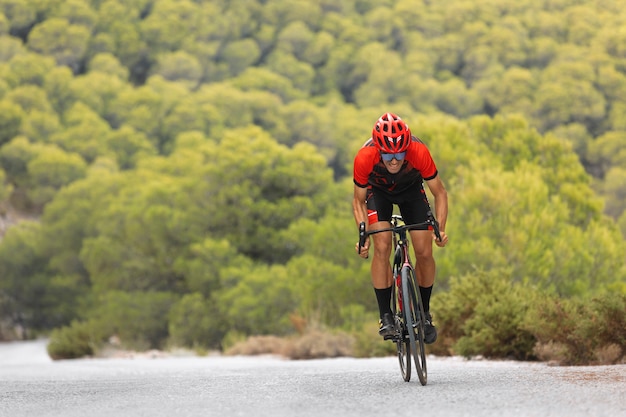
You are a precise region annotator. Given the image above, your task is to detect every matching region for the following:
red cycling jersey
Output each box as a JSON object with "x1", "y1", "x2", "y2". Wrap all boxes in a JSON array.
[{"x1": 353, "y1": 136, "x2": 438, "y2": 194}]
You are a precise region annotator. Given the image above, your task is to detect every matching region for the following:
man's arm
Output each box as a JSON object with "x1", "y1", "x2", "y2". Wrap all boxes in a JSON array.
[
  {"x1": 353, "y1": 185, "x2": 370, "y2": 257},
  {"x1": 425, "y1": 175, "x2": 449, "y2": 247},
  {"x1": 352, "y1": 185, "x2": 368, "y2": 227}
]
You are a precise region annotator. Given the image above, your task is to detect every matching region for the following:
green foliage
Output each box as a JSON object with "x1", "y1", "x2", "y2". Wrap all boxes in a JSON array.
[
  {"x1": 432, "y1": 269, "x2": 537, "y2": 360},
  {"x1": 27, "y1": 146, "x2": 87, "y2": 206},
  {"x1": 217, "y1": 263, "x2": 296, "y2": 337},
  {"x1": 0, "y1": 221, "x2": 81, "y2": 334},
  {"x1": 0, "y1": 167, "x2": 11, "y2": 201},
  {"x1": 27, "y1": 18, "x2": 90, "y2": 72},
  {"x1": 0, "y1": 100, "x2": 24, "y2": 146},
  {"x1": 47, "y1": 320, "x2": 105, "y2": 360},
  {"x1": 0, "y1": 137, "x2": 87, "y2": 208},
  {"x1": 0, "y1": 0, "x2": 624, "y2": 362},
  {"x1": 523, "y1": 293, "x2": 626, "y2": 365},
  {"x1": 86, "y1": 291, "x2": 175, "y2": 350},
  {"x1": 348, "y1": 314, "x2": 396, "y2": 358},
  {"x1": 168, "y1": 293, "x2": 225, "y2": 349}
]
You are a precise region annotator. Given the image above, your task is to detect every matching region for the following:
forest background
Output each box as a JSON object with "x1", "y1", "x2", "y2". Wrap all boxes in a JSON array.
[{"x1": 0, "y1": 0, "x2": 624, "y2": 365}]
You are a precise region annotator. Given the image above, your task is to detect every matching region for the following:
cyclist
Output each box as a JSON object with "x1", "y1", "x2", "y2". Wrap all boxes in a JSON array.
[{"x1": 353, "y1": 113, "x2": 448, "y2": 344}]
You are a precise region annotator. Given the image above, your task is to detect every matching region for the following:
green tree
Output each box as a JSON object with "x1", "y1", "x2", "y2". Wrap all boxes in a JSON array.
[
  {"x1": 70, "y1": 71, "x2": 129, "y2": 124},
  {"x1": 93, "y1": 0, "x2": 146, "y2": 82},
  {"x1": 111, "y1": 76, "x2": 189, "y2": 151},
  {"x1": 265, "y1": 50, "x2": 315, "y2": 93},
  {"x1": 475, "y1": 66, "x2": 536, "y2": 116},
  {"x1": 587, "y1": 131, "x2": 626, "y2": 178},
  {"x1": 0, "y1": 167, "x2": 12, "y2": 202},
  {"x1": 533, "y1": 64, "x2": 606, "y2": 132},
  {"x1": 229, "y1": 67, "x2": 306, "y2": 102},
  {"x1": 37, "y1": 165, "x2": 120, "y2": 279},
  {"x1": 602, "y1": 167, "x2": 626, "y2": 219},
  {"x1": 0, "y1": 35, "x2": 25, "y2": 62},
  {"x1": 53, "y1": 0, "x2": 97, "y2": 30},
  {"x1": 87, "y1": 52, "x2": 129, "y2": 80},
  {"x1": 219, "y1": 39, "x2": 262, "y2": 76},
  {"x1": 0, "y1": 136, "x2": 37, "y2": 189},
  {"x1": 21, "y1": 110, "x2": 62, "y2": 144},
  {"x1": 217, "y1": 263, "x2": 295, "y2": 337},
  {"x1": 4, "y1": 53, "x2": 56, "y2": 87},
  {"x1": 87, "y1": 290, "x2": 175, "y2": 350},
  {"x1": 0, "y1": 221, "x2": 72, "y2": 335},
  {"x1": 104, "y1": 125, "x2": 156, "y2": 169},
  {"x1": 140, "y1": 0, "x2": 199, "y2": 52},
  {"x1": 151, "y1": 51, "x2": 202, "y2": 88},
  {"x1": 173, "y1": 238, "x2": 248, "y2": 297},
  {"x1": 49, "y1": 102, "x2": 111, "y2": 162},
  {"x1": 26, "y1": 146, "x2": 87, "y2": 207},
  {"x1": 6, "y1": 85, "x2": 53, "y2": 114},
  {"x1": 168, "y1": 292, "x2": 225, "y2": 349},
  {"x1": 27, "y1": 18, "x2": 91, "y2": 72},
  {"x1": 0, "y1": 100, "x2": 23, "y2": 146},
  {"x1": 43, "y1": 66, "x2": 77, "y2": 116},
  {"x1": 79, "y1": 173, "x2": 194, "y2": 292},
  {"x1": 302, "y1": 30, "x2": 334, "y2": 67},
  {"x1": 0, "y1": 0, "x2": 37, "y2": 39},
  {"x1": 184, "y1": 126, "x2": 334, "y2": 263},
  {"x1": 276, "y1": 21, "x2": 314, "y2": 60}
]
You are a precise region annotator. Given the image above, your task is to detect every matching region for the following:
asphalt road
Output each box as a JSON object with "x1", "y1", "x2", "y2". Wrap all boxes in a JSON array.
[{"x1": 0, "y1": 340, "x2": 624, "y2": 417}]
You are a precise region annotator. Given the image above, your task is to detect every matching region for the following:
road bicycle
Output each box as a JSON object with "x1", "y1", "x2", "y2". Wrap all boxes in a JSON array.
[{"x1": 358, "y1": 212, "x2": 441, "y2": 385}]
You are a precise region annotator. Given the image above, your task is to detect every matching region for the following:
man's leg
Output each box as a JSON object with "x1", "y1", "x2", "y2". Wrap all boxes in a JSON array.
[
  {"x1": 410, "y1": 229, "x2": 438, "y2": 343},
  {"x1": 370, "y1": 222, "x2": 394, "y2": 335}
]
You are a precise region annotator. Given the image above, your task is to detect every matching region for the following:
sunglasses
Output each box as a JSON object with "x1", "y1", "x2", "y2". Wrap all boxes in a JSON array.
[{"x1": 380, "y1": 152, "x2": 406, "y2": 161}]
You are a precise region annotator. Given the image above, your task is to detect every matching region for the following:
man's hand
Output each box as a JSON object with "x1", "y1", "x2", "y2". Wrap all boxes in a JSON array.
[
  {"x1": 434, "y1": 231, "x2": 448, "y2": 247},
  {"x1": 355, "y1": 238, "x2": 370, "y2": 258}
]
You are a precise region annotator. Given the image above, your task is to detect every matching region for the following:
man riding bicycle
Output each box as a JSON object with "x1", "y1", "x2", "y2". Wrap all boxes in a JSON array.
[{"x1": 352, "y1": 113, "x2": 448, "y2": 344}]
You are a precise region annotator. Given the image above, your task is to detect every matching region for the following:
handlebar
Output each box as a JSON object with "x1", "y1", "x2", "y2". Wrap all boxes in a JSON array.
[{"x1": 357, "y1": 211, "x2": 441, "y2": 257}]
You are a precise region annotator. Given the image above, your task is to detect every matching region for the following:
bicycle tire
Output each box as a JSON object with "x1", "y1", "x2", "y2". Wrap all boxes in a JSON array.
[
  {"x1": 401, "y1": 266, "x2": 427, "y2": 385},
  {"x1": 393, "y1": 283, "x2": 411, "y2": 381},
  {"x1": 397, "y1": 326, "x2": 411, "y2": 382}
]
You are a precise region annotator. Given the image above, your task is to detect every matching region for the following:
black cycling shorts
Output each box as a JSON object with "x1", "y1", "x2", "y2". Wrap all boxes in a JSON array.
[{"x1": 366, "y1": 185, "x2": 432, "y2": 228}]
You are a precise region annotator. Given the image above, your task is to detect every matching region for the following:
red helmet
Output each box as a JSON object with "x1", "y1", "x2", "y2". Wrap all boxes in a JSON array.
[{"x1": 372, "y1": 113, "x2": 412, "y2": 153}]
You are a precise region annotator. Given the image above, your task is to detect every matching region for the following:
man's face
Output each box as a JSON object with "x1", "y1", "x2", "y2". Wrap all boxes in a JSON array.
[{"x1": 380, "y1": 152, "x2": 405, "y2": 174}]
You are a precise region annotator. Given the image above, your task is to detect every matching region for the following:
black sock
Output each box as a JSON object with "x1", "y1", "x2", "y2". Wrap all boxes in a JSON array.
[
  {"x1": 374, "y1": 286, "x2": 393, "y2": 318},
  {"x1": 419, "y1": 285, "x2": 433, "y2": 313}
]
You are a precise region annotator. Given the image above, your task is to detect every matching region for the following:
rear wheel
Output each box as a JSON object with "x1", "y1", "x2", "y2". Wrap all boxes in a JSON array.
[
  {"x1": 396, "y1": 331, "x2": 411, "y2": 382},
  {"x1": 401, "y1": 266, "x2": 427, "y2": 385}
]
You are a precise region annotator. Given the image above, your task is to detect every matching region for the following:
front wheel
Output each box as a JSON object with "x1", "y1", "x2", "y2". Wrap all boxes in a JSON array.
[
  {"x1": 396, "y1": 315, "x2": 411, "y2": 382},
  {"x1": 401, "y1": 266, "x2": 427, "y2": 385}
]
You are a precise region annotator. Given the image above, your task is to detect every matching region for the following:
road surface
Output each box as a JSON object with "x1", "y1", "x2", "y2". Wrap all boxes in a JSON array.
[{"x1": 0, "y1": 340, "x2": 624, "y2": 417}]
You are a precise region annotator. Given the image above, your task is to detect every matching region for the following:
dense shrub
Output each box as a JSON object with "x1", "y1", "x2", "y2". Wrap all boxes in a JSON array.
[
  {"x1": 168, "y1": 292, "x2": 225, "y2": 350},
  {"x1": 47, "y1": 320, "x2": 106, "y2": 360},
  {"x1": 349, "y1": 320, "x2": 396, "y2": 358},
  {"x1": 431, "y1": 269, "x2": 537, "y2": 360},
  {"x1": 86, "y1": 291, "x2": 175, "y2": 351},
  {"x1": 524, "y1": 293, "x2": 626, "y2": 365}
]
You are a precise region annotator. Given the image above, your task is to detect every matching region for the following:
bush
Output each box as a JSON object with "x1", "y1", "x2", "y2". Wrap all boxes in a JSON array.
[
  {"x1": 47, "y1": 320, "x2": 106, "y2": 360},
  {"x1": 88, "y1": 291, "x2": 175, "y2": 351},
  {"x1": 524, "y1": 293, "x2": 626, "y2": 365},
  {"x1": 283, "y1": 330, "x2": 354, "y2": 359},
  {"x1": 223, "y1": 329, "x2": 355, "y2": 359},
  {"x1": 349, "y1": 319, "x2": 395, "y2": 358},
  {"x1": 168, "y1": 293, "x2": 226, "y2": 350},
  {"x1": 432, "y1": 269, "x2": 537, "y2": 360},
  {"x1": 224, "y1": 335, "x2": 289, "y2": 356}
]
